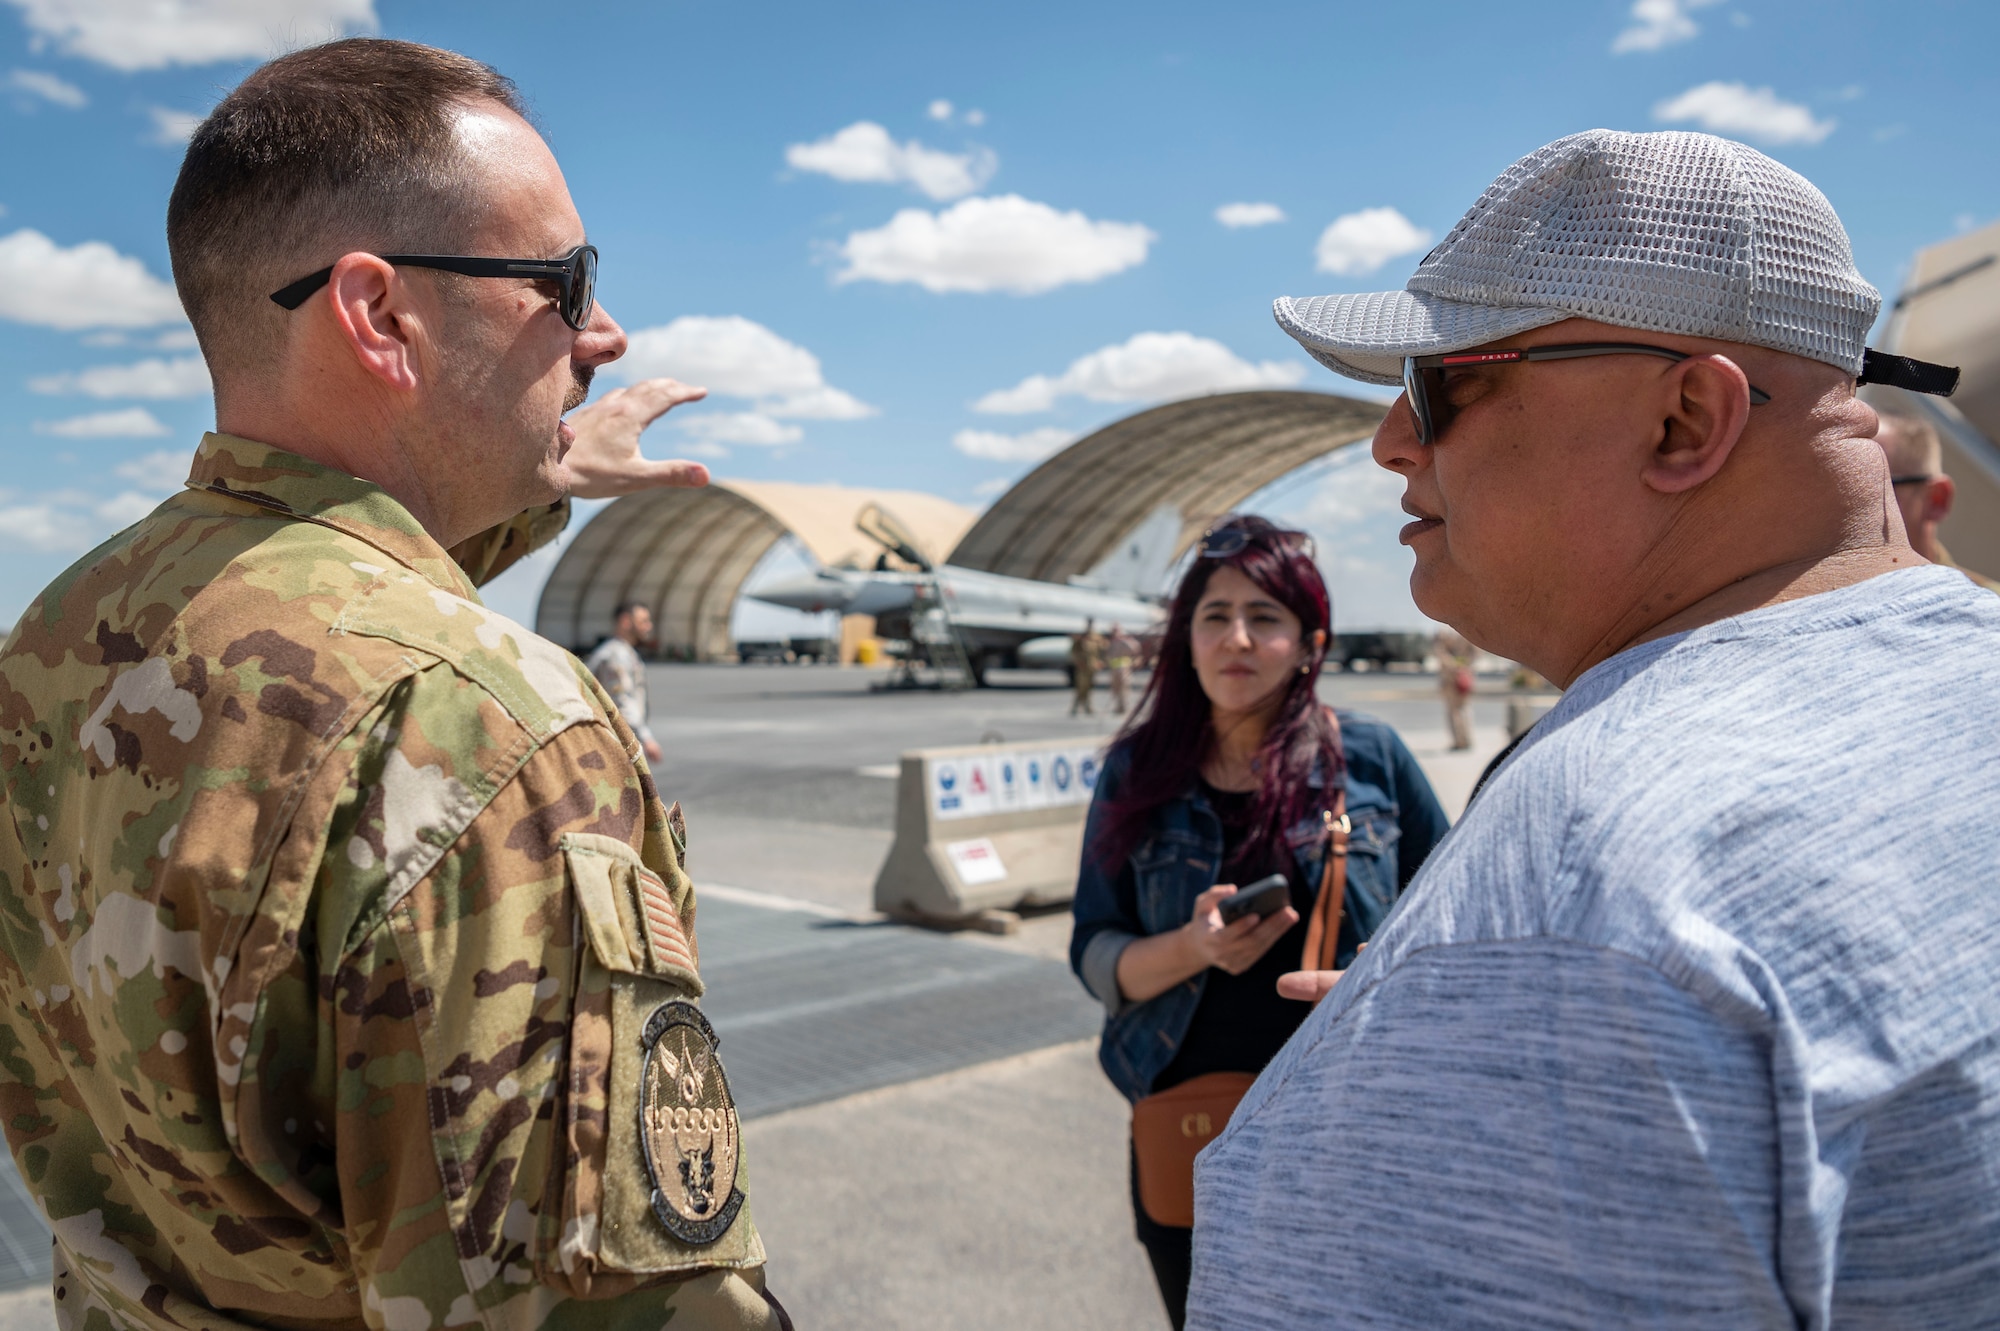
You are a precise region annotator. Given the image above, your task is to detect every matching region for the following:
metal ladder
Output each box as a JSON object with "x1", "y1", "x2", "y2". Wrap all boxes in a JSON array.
[{"x1": 907, "y1": 573, "x2": 975, "y2": 692}]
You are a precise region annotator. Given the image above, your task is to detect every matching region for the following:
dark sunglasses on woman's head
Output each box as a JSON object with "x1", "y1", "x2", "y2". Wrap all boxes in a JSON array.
[
  {"x1": 1198, "y1": 522, "x2": 1314, "y2": 560},
  {"x1": 267, "y1": 244, "x2": 598, "y2": 330},
  {"x1": 1401, "y1": 342, "x2": 1774, "y2": 447}
]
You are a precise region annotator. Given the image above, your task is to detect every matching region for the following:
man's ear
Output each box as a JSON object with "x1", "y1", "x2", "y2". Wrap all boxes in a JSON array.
[
  {"x1": 1923, "y1": 474, "x2": 1956, "y2": 525},
  {"x1": 325, "y1": 252, "x2": 426, "y2": 393},
  {"x1": 1642, "y1": 353, "x2": 1754, "y2": 495}
]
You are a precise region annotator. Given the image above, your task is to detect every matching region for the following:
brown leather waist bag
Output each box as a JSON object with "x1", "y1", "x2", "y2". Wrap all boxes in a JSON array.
[{"x1": 1128, "y1": 797, "x2": 1349, "y2": 1228}]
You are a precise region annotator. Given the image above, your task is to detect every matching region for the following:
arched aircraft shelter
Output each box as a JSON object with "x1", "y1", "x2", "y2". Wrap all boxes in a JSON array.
[
  {"x1": 535, "y1": 389, "x2": 1390, "y2": 658},
  {"x1": 535, "y1": 481, "x2": 975, "y2": 657},
  {"x1": 949, "y1": 390, "x2": 1386, "y2": 583}
]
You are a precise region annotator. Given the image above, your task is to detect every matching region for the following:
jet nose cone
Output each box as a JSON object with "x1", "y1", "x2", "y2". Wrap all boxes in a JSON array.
[{"x1": 748, "y1": 573, "x2": 855, "y2": 614}]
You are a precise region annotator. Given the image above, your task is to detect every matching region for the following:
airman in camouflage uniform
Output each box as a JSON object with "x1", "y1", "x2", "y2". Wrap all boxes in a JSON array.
[{"x1": 0, "y1": 36, "x2": 775, "y2": 1331}]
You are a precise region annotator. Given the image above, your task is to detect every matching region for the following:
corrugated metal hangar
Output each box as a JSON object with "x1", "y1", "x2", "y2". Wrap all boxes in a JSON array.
[{"x1": 533, "y1": 389, "x2": 1390, "y2": 658}]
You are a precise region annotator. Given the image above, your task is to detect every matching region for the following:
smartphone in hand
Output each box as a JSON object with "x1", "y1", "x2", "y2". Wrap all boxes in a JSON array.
[{"x1": 1216, "y1": 872, "x2": 1291, "y2": 925}]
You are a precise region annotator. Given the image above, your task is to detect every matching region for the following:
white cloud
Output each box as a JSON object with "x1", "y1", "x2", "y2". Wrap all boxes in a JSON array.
[
  {"x1": 4, "y1": 0, "x2": 377, "y2": 71},
  {"x1": 1313, "y1": 207, "x2": 1432, "y2": 276},
  {"x1": 927, "y1": 99, "x2": 952, "y2": 121},
  {"x1": 1611, "y1": 0, "x2": 1721, "y2": 53},
  {"x1": 835, "y1": 194, "x2": 1154, "y2": 296},
  {"x1": 964, "y1": 108, "x2": 985, "y2": 127},
  {"x1": 672, "y1": 412, "x2": 803, "y2": 447},
  {"x1": 94, "y1": 490, "x2": 162, "y2": 526},
  {"x1": 153, "y1": 327, "x2": 199, "y2": 349},
  {"x1": 0, "y1": 498, "x2": 96, "y2": 552},
  {"x1": 784, "y1": 121, "x2": 996, "y2": 201},
  {"x1": 1653, "y1": 81, "x2": 1836, "y2": 146},
  {"x1": 951, "y1": 426, "x2": 1075, "y2": 462},
  {"x1": 1216, "y1": 202, "x2": 1286, "y2": 229},
  {"x1": 974, "y1": 331, "x2": 1308, "y2": 414},
  {"x1": 617, "y1": 315, "x2": 875, "y2": 420},
  {"x1": 147, "y1": 106, "x2": 202, "y2": 144},
  {"x1": 0, "y1": 229, "x2": 186, "y2": 329},
  {"x1": 114, "y1": 448, "x2": 189, "y2": 490},
  {"x1": 0, "y1": 452, "x2": 183, "y2": 552},
  {"x1": 33, "y1": 407, "x2": 170, "y2": 438},
  {"x1": 972, "y1": 477, "x2": 1011, "y2": 497},
  {"x1": 6, "y1": 67, "x2": 85, "y2": 107},
  {"x1": 30, "y1": 354, "x2": 211, "y2": 398}
]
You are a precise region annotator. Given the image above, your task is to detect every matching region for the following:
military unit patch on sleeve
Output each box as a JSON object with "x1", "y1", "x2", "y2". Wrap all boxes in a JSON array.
[{"x1": 638, "y1": 1000, "x2": 744, "y2": 1245}]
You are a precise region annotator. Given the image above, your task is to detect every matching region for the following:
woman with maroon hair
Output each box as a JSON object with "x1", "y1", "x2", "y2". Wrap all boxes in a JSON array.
[{"x1": 1069, "y1": 515, "x2": 1448, "y2": 1327}]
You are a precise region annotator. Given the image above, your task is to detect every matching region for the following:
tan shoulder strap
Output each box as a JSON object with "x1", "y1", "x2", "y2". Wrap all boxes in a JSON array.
[{"x1": 1300, "y1": 707, "x2": 1350, "y2": 972}]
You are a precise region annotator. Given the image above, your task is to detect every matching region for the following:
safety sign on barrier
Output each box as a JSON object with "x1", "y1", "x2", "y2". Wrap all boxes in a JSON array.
[
  {"x1": 944, "y1": 837, "x2": 1008, "y2": 885},
  {"x1": 928, "y1": 743, "x2": 1103, "y2": 822}
]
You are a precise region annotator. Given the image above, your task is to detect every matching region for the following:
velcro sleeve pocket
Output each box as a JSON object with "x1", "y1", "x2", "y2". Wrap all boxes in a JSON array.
[{"x1": 546, "y1": 834, "x2": 762, "y2": 1281}]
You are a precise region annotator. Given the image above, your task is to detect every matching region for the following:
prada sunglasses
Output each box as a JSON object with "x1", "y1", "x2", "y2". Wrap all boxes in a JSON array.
[
  {"x1": 1199, "y1": 521, "x2": 1314, "y2": 560},
  {"x1": 268, "y1": 244, "x2": 598, "y2": 330},
  {"x1": 1402, "y1": 342, "x2": 1773, "y2": 446}
]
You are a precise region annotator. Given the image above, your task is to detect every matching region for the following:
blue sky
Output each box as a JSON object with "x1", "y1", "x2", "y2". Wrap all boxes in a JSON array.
[{"x1": 0, "y1": 0, "x2": 1993, "y2": 632}]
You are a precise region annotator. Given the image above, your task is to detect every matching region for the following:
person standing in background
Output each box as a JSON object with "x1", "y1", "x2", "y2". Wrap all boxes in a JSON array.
[
  {"x1": 1070, "y1": 517, "x2": 1447, "y2": 1328},
  {"x1": 1876, "y1": 408, "x2": 2000, "y2": 592},
  {"x1": 1105, "y1": 622, "x2": 1138, "y2": 714},
  {"x1": 1070, "y1": 619, "x2": 1104, "y2": 715},
  {"x1": 590, "y1": 600, "x2": 665, "y2": 762},
  {"x1": 1433, "y1": 627, "x2": 1476, "y2": 749}
]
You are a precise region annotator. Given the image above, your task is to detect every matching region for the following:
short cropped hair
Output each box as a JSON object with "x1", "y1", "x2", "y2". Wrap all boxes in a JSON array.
[
  {"x1": 166, "y1": 38, "x2": 526, "y2": 375},
  {"x1": 613, "y1": 602, "x2": 649, "y2": 623},
  {"x1": 1877, "y1": 410, "x2": 1943, "y2": 477}
]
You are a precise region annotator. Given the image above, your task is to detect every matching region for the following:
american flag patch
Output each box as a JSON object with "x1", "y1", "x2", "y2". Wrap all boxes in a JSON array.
[{"x1": 636, "y1": 870, "x2": 696, "y2": 973}]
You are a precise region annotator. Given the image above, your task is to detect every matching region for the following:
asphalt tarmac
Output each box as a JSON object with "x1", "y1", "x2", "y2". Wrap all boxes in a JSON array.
[{"x1": 0, "y1": 663, "x2": 1517, "y2": 1331}]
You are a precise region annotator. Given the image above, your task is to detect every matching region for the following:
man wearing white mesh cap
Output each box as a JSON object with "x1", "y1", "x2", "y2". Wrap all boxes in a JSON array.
[{"x1": 1187, "y1": 130, "x2": 1998, "y2": 1330}]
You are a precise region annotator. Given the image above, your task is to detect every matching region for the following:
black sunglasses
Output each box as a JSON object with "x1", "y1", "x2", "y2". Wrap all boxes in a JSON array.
[
  {"x1": 268, "y1": 244, "x2": 599, "y2": 331},
  {"x1": 1199, "y1": 522, "x2": 1314, "y2": 560},
  {"x1": 1402, "y1": 342, "x2": 1774, "y2": 447}
]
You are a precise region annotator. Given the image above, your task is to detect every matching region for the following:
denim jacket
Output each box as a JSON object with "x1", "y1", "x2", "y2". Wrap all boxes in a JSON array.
[{"x1": 1068, "y1": 710, "x2": 1451, "y2": 1103}]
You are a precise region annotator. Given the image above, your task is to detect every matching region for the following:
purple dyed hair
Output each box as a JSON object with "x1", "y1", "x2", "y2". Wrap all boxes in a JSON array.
[{"x1": 1092, "y1": 514, "x2": 1343, "y2": 873}]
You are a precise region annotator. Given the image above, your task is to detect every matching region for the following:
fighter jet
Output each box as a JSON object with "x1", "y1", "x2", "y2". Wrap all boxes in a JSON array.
[{"x1": 749, "y1": 503, "x2": 1175, "y2": 684}]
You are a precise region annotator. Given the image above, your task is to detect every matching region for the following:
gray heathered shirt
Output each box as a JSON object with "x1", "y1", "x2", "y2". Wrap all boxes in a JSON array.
[{"x1": 1189, "y1": 566, "x2": 2000, "y2": 1331}]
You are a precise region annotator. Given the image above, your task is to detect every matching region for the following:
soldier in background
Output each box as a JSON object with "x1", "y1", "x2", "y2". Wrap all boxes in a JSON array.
[
  {"x1": 1071, "y1": 619, "x2": 1106, "y2": 715},
  {"x1": 1105, "y1": 622, "x2": 1139, "y2": 714},
  {"x1": 590, "y1": 601, "x2": 665, "y2": 762},
  {"x1": 1877, "y1": 409, "x2": 2000, "y2": 592},
  {"x1": 0, "y1": 39, "x2": 788, "y2": 1330},
  {"x1": 1433, "y1": 627, "x2": 1477, "y2": 750}
]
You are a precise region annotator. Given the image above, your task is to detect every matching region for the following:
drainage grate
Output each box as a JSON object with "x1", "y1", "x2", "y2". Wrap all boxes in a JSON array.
[{"x1": 692, "y1": 897, "x2": 1102, "y2": 1119}]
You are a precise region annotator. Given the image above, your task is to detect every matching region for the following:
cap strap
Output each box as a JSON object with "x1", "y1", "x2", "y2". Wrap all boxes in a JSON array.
[{"x1": 1858, "y1": 348, "x2": 1960, "y2": 397}]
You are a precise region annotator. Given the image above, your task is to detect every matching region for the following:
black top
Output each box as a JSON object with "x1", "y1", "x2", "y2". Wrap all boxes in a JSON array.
[{"x1": 1153, "y1": 782, "x2": 1323, "y2": 1092}]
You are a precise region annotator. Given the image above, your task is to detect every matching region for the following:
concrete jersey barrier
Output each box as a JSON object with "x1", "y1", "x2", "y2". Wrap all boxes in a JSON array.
[{"x1": 873, "y1": 739, "x2": 1106, "y2": 921}]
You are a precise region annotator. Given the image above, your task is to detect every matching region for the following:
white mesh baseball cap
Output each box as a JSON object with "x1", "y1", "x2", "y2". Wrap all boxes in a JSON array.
[{"x1": 1277, "y1": 129, "x2": 1898, "y2": 387}]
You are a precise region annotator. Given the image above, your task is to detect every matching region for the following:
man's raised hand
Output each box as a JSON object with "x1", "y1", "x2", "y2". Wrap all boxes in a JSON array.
[{"x1": 563, "y1": 378, "x2": 712, "y2": 498}]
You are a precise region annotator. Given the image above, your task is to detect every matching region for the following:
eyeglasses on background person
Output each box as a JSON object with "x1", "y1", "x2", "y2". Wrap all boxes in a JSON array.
[{"x1": 268, "y1": 243, "x2": 598, "y2": 330}]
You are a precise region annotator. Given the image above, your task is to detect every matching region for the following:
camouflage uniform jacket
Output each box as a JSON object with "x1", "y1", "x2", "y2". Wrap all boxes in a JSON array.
[{"x1": 0, "y1": 435, "x2": 777, "y2": 1331}]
